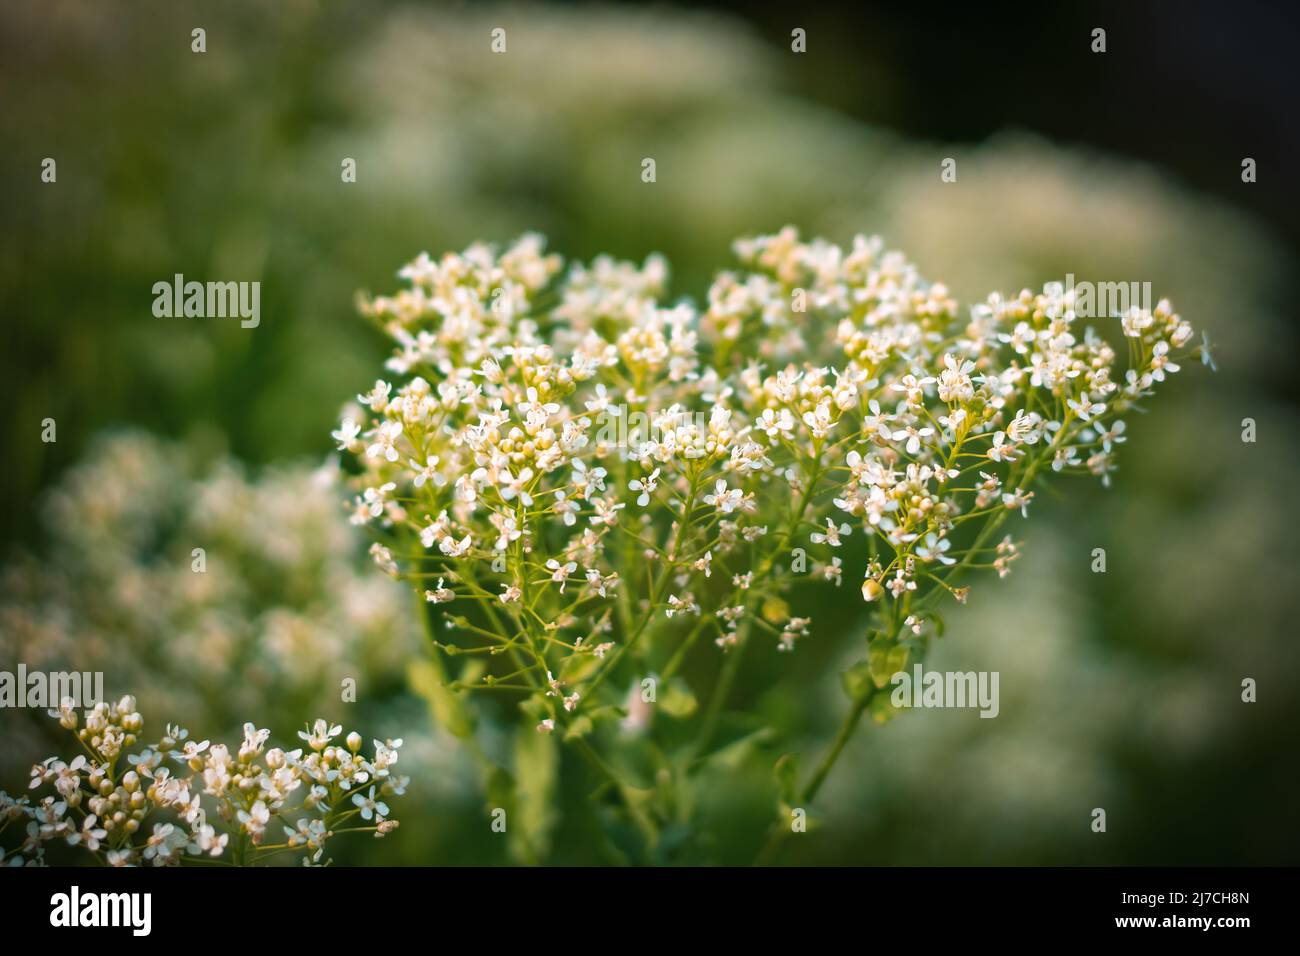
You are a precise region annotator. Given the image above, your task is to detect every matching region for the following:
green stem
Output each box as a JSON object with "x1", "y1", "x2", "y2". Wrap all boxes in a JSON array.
[
  {"x1": 579, "y1": 464, "x2": 704, "y2": 706},
  {"x1": 695, "y1": 452, "x2": 826, "y2": 756},
  {"x1": 803, "y1": 690, "x2": 872, "y2": 804},
  {"x1": 661, "y1": 614, "x2": 713, "y2": 680},
  {"x1": 692, "y1": 618, "x2": 752, "y2": 756},
  {"x1": 754, "y1": 687, "x2": 874, "y2": 866}
]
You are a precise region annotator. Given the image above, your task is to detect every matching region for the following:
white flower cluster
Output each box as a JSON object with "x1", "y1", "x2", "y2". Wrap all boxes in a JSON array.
[
  {"x1": 2, "y1": 696, "x2": 407, "y2": 867},
  {"x1": 0, "y1": 432, "x2": 418, "y2": 736},
  {"x1": 337, "y1": 229, "x2": 1198, "y2": 728}
]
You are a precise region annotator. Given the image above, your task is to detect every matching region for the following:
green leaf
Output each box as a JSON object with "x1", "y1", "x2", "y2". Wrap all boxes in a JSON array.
[
  {"x1": 774, "y1": 752, "x2": 801, "y2": 806},
  {"x1": 407, "y1": 656, "x2": 475, "y2": 739},
  {"x1": 700, "y1": 725, "x2": 775, "y2": 771},
  {"x1": 657, "y1": 676, "x2": 698, "y2": 719},
  {"x1": 559, "y1": 652, "x2": 602, "y2": 685},
  {"x1": 867, "y1": 637, "x2": 910, "y2": 690},
  {"x1": 510, "y1": 721, "x2": 559, "y2": 864},
  {"x1": 869, "y1": 689, "x2": 903, "y2": 725},
  {"x1": 840, "y1": 660, "x2": 875, "y2": 702},
  {"x1": 563, "y1": 714, "x2": 594, "y2": 741},
  {"x1": 484, "y1": 765, "x2": 514, "y2": 812},
  {"x1": 583, "y1": 705, "x2": 623, "y2": 726}
]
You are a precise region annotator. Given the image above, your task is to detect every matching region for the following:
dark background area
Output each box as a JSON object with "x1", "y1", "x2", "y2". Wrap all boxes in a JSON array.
[{"x1": 707, "y1": 0, "x2": 1298, "y2": 249}]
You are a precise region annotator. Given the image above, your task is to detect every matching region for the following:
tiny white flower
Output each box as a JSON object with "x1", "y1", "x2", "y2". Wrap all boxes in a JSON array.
[
  {"x1": 545, "y1": 559, "x2": 577, "y2": 592},
  {"x1": 810, "y1": 518, "x2": 851, "y2": 547},
  {"x1": 703, "y1": 479, "x2": 743, "y2": 514},
  {"x1": 332, "y1": 418, "x2": 361, "y2": 451},
  {"x1": 365, "y1": 420, "x2": 403, "y2": 462},
  {"x1": 916, "y1": 532, "x2": 955, "y2": 566},
  {"x1": 351, "y1": 786, "x2": 389, "y2": 822},
  {"x1": 410, "y1": 455, "x2": 447, "y2": 488},
  {"x1": 628, "y1": 468, "x2": 661, "y2": 507}
]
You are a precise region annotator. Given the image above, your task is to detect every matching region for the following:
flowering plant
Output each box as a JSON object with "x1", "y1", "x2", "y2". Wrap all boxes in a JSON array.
[
  {"x1": 0, "y1": 432, "x2": 419, "y2": 737},
  {"x1": 335, "y1": 229, "x2": 1201, "y2": 861},
  {"x1": 3, "y1": 695, "x2": 407, "y2": 866}
]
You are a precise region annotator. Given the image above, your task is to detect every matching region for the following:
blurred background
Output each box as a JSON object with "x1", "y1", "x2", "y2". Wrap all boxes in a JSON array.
[{"x1": 1, "y1": 0, "x2": 1296, "y2": 865}]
